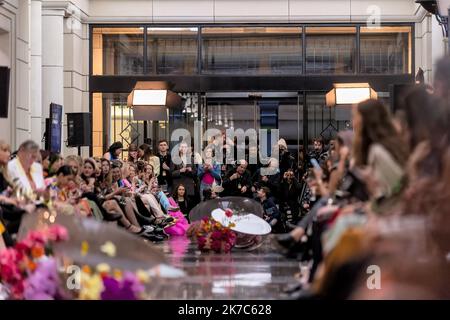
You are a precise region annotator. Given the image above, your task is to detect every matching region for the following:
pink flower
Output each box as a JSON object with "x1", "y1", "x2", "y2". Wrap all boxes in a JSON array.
[
  {"x1": 223, "y1": 242, "x2": 232, "y2": 253},
  {"x1": 27, "y1": 231, "x2": 48, "y2": 245},
  {"x1": 47, "y1": 225, "x2": 69, "y2": 242},
  {"x1": 0, "y1": 248, "x2": 23, "y2": 283},
  {"x1": 0, "y1": 249, "x2": 25, "y2": 299},
  {"x1": 10, "y1": 281, "x2": 25, "y2": 300},
  {"x1": 210, "y1": 240, "x2": 222, "y2": 253},
  {"x1": 225, "y1": 209, "x2": 233, "y2": 218},
  {"x1": 197, "y1": 236, "x2": 208, "y2": 250},
  {"x1": 211, "y1": 231, "x2": 222, "y2": 241},
  {"x1": 14, "y1": 242, "x2": 31, "y2": 255}
]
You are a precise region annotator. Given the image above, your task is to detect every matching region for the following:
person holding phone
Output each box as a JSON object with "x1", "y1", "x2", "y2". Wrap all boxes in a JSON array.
[
  {"x1": 197, "y1": 147, "x2": 221, "y2": 201},
  {"x1": 310, "y1": 158, "x2": 330, "y2": 199}
]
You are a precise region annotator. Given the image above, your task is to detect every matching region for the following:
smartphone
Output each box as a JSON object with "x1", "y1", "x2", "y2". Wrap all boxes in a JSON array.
[{"x1": 310, "y1": 158, "x2": 321, "y2": 169}]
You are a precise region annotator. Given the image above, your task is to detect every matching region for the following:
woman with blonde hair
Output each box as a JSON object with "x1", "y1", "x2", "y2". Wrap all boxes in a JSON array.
[{"x1": 64, "y1": 155, "x2": 83, "y2": 176}]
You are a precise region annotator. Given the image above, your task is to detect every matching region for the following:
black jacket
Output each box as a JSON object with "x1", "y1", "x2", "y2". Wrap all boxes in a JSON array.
[
  {"x1": 170, "y1": 155, "x2": 198, "y2": 197},
  {"x1": 279, "y1": 150, "x2": 296, "y2": 175},
  {"x1": 279, "y1": 178, "x2": 302, "y2": 213},
  {"x1": 157, "y1": 152, "x2": 173, "y2": 186},
  {"x1": 0, "y1": 169, "x2": 11, "y2": 193},
  {"x1": 222, "y1": 169, "x2": 253, "y2": 197},
  {"x1": 261, "y1": 197, "x2": 283, "y2": 232}
]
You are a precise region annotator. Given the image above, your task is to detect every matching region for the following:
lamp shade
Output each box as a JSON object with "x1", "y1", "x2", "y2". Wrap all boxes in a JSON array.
[
  {"x1": 127, "y1": 81, "x2": 182, "y2": 121},
  {"x1": 132, "y1": 89, "x2": 167, "y2": 106},
  {"x1": 326, "y1": 83, "x2": 377, "y2": 107},
  {"x1": 132, "y1": 105, "x2": 168, "y2": 121}
]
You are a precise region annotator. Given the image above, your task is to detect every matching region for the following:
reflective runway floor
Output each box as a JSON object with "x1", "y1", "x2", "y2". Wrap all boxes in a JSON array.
[{"x1": 151, "y1": 236, "x2": 301, "y2": 300}]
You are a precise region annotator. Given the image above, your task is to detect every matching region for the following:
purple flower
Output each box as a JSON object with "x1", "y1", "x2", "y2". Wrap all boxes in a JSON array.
[
  {"x1": 23, "y1": 258, "x2": 59, "y2": 300},
  {"x1": 122, "y1": 272, "x2": 145, "y2": 296},
  {"x1": 101, "y1": 274, "x2": 143, "y2": 300}
]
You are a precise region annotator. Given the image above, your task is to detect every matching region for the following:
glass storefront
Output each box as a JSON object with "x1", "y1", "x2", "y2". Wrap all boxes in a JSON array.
[
  {"x1": 305, "y1": 27, "x2": 356, "y2": 74},
  {"x1": 92, "y1": 28, "x2": 145, "y2": 75},
  {"x1": 360, "y1": 26, "x2": 412, "y2": 74},
  {"x1": 201, "y1": 27, "x2": 303, "y2": 75},
  {"x1": 92, "y1": 25, "x2": 412, "y2": 76},
  {"x1": 90, "y1": 24, "x2": 413, "y2": 157},
  {"x1": 147, "y1": 27, "x2": 198, "y2": 74}
]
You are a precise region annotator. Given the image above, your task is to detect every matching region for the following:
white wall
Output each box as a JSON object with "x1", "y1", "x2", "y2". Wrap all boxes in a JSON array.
[
  {"x1": 87, "y1": 0, "x2": 420, "y2": 23},
  {"x1": 0, "y1": 8, "x2": 12, "y2": 144},
  {"x1": 415, "y1": 8, "x2": 447, "y2": 84},
  {"x1": 63, "y1": 1, "x2": 90, "y2": 157},
  {"x1": 0, "y1": 0, "x2": 32, "y2": 149}
]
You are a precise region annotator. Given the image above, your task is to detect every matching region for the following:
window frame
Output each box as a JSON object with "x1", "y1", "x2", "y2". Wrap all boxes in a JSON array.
[{"x1": 90, "y1": 23, "x2": 415, "y2": 77}]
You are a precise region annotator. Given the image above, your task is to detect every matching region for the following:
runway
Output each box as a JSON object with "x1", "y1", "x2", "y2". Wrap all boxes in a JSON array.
[{"x1": 150, "y1": 236, "x2": 301, "y2": 300}]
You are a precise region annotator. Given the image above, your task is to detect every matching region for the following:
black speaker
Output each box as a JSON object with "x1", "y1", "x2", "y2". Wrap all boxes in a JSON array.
[
  {"x1": 0, "y1": 66, "x2": 10, "y2": 118},
  {"x1": 45, "y1": 118, "x2": 51, "y2": 151},
  {"x1": 67, "y1": 113, "x2": 91, "y2": 147}
]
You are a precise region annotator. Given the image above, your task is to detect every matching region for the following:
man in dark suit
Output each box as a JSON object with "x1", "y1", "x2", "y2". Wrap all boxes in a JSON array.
[{"x1": 222, "y1": 159, "x2": 253, "y2": 197}]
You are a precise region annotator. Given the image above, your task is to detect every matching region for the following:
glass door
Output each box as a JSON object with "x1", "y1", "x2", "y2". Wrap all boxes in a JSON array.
[
  {"x1": 306, "y1": 92, "x2": 352, "y2": 144},
  {"x1": 92, "y1": 92, "x2": 169, "y2": 159},
  {"x1": 204, "y1": 92, "x2": 303, "y2": 165},
  {"x1": 278, "y1": 94, "x2": 304, "y2": 177},
  {"x1": 205, "y1": 92, "x2": 259, "y2": 133}
]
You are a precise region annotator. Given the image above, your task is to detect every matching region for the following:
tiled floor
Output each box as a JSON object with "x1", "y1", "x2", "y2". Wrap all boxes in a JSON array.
[{"x1": 150, "y1": 236, "x2": 301, "y2": 300}]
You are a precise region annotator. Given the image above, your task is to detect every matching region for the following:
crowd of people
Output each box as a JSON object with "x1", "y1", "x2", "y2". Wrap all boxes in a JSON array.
[
  {"x1": 275, "y1": 56, "x2": 450, "y2": 299},
  {"x1": 1, "y1": 56, "x2": 450, "y2": 299},
  {"x1": 0, "y1": 131, "x2": 299, "y2": 245}
]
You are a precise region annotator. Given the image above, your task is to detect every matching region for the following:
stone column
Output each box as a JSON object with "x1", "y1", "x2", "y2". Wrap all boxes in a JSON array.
[
  {"x1": 14, "y1": 0, "x2": 31, "y2": 147},
  {"x1": 30, "y1": 0, "x2": 42, "y2": 146},
  {"x1": 42, "y1": 3, "x2": 66, "y2": 152}
]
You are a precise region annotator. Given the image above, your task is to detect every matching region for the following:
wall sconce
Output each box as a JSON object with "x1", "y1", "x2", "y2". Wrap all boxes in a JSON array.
[
  {"x1": 127, "y1": 81, "x2": 181, "y2": 121},
  {"x1": 132, "y1": 89, "x2": 167, "y2": 106},
  {"x1": 326, "y1": 83, "x2": 378, "y2": 107}
]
